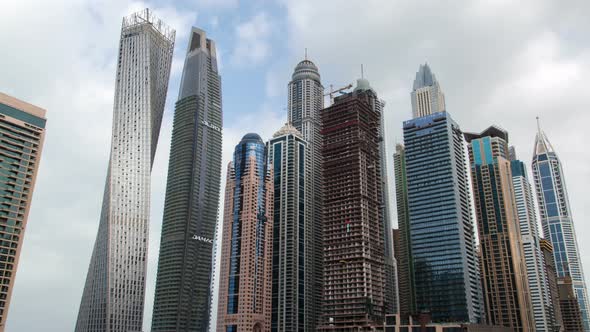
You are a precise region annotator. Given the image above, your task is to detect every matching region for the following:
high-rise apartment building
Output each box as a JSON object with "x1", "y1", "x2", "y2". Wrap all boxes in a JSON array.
[
  {"x1": 410, "y1": 64, "x2": 445, "y2": 118},
  {"x1": 319, "y1": 82, "x2": 386, "y2": 330},
  {"x1": 0, "y1": 93, "x2": 46, "y2": 331},
  {"x1": 268, "y1": 124, "x2": 311, "y2": 331},
  {"x1": 151, "y1": 28, "x2": 222, "y2": 332},
  {"x1": 287, "y1": 58, "x2": 323, "y2": 328},
  {"x1": 532, "y1": 120, "x2": 590, "y2": 330},
  {"x1": 540, "y1": 239, "x2": 564, "y2": 331},
  {"x1": 465, "y1": 126, "x2": 533, "y2": 331},
  {"x1": 75, "y1": 9, "x2": 175, "y2": 332},
  {"x1": 403, "y1": 111, "x2": 483, "y2": 323},
  {"x1": 511, "y1": 157, "x2": 555, "y2": 331},
  {"x1": 217, "y1": 134, "x2": 273, "y2": 332},
  {"x1": 393, "y1": 143, "x2": 414, "y2": 321}
]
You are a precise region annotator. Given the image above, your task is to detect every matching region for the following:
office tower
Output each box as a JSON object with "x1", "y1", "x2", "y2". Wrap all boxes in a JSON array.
[
  {"x1": 532, "y1": 119, "x2": 590, "y2": 330},
  {"x1": 559, "y1": 276, "x2": 584, "y2": 331},
  {"x1": 0, "y1": 93, "x2": 46, "y2": 331},
  {"x1": 465, "y1": 126, "x2": 533, "y2": 331},
  {"x1": 287, "y1": 58, "x2": 323, "y2": 329},
  {"x1": 75, "y1": 9, "x2": 174, "y2": 332},
  {"x1": 410, "y1": 63, "x2": 445, "y2": 118},
  {"x1": 217, "y1": 134, "x2": 273, "y2": 332},
  {"x1": 403, "y1": 111, "x2": 483, "y2": 323},
  {"x1": 540, "y1": 239, "x2": 564, "y2": 331},
  {"x1": 394, "y1": 143, "x2": 415, "y2": 320},
  {"x1": 151, "y1": 28, "x2": 222, "y2": 332},
  {"x1": 320, "y1": 82, "x2": 386, "y2": 330},
  {"x1": 511, "y1": 157, "x2": 555, "y2": 331},
  {"x1": 268, "y1": 124, "x2": 311, "y2": 331}
]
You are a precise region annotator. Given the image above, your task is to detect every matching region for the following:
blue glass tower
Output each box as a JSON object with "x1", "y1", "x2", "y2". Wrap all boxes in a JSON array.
[
  {"x1": 403, "y1": 111, "x2": 483, "y2": 323},
  {"x1": 532, "y1": 119, "x2": 590, "y2": 331}
]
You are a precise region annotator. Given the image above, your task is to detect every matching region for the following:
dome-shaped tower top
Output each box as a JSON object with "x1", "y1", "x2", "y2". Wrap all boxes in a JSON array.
[
  {"x1": 292, "y1": 59, "x2": 321, "y2": 82},
  {"x1": 240, "y1": 133, "x2": 264, "y2": 144},
  {"x1": 273, "y1": 122, "x2": 303, "y2": 139}
]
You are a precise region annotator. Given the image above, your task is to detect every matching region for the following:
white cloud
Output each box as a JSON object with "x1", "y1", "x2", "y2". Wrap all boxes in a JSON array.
[
  {"x1": 231, "y1": 13, "x2": 273, "y2": 66},
  {"x1": 281, "y1": 0, "x2": 590, "y2": 292},
  {"x1": 0, "y1": 1, "x2": 195, "y2": 331}
]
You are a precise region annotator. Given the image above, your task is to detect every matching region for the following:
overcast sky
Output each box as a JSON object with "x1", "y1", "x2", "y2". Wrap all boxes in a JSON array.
[{"x1": 1, "y1": 0, "x2": 589, "y2": 331}]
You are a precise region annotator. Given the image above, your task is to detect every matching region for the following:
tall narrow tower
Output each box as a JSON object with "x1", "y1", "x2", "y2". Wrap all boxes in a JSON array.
[
  {"x1": 268, "y1": 124, "x2": 311, "y2": 331},
  {"x1": 511, "y1": 155, "x2": 555, "y2": 331},
  {"x1": 465, "y1": 126, "x2": 533, "y2": 331},
  {"x1": 287, "y1": 58, "x2": 324, "y2": 329},
  {"x1": 410, "y1": 64, "x2": 445, "y2": 118},
  {"x1": 75, "y1": 9, "x2": 175, "y2": 332},
  {"x1": 532, "y1": 119, "x2": 590, "y2": 331},
  {"x1": 403, "y1": 112, "x2": 483, "y2": 323},
  {"x1": 151, "y1": 28, "x2": 222, "y2": 332},
  {"x1": 0, "y1": 93, "x2": 46, "y2": 332},
  {"x1": 393, "y1": 143, "x2": 415, "y2": 321},
  {"x1": 217, "y1": 134, "x2": 273, "y2": 332},
  {"x1": 320, "y1": 84, "x2": 386, "y2": 330}
]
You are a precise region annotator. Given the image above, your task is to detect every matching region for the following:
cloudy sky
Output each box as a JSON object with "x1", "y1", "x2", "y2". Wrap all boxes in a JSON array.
[{"x1": 1, "y1": 0, "x2": 589, "y2": 331}]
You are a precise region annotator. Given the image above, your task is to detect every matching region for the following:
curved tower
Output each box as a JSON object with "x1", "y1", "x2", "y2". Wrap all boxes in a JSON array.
[
  {"x1": 287, "y1": 58, "x2": 323, "y2": 330},
  {"x1": 76, "y1": 9, "x2": 175, "y2": 332},
  {"x1": 532, "y1": 119, "x2": 590, "y2": 331},
  {"x1": 151, "y1": 27, "x2": 222, "y2": 332}
]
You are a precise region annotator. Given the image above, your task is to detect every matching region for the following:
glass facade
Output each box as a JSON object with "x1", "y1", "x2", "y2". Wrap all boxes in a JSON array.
[
  {"x1": 269, "y1": 125, "x2": 309, "y2": 332},
  {"x1": 287, "y1": 59, "x2": 324, "y2": 331},
  {"x1": 151, "y1": 28, "x2": 222, "y2": 332},
  {"x1": 466, "y1": 130, "x2": 533, "y2": 331},
  {"x1": 532, "y1": 127, "x2": 590, "y2": 331},
  {"x1": 403, "y1": 112, "x2": 482, "y2": 323}
]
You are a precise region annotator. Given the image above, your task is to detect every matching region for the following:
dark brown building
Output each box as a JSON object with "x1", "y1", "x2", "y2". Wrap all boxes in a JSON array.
[
  {"x1": 540, "y1": 239, "x2": 563, "y2": 331},
  {"x1": 559, "y1": 276, "x2": 584, "y2": 331},
  {"x1": 319, "y1": 82, "x2": 386, "y2": 330}
]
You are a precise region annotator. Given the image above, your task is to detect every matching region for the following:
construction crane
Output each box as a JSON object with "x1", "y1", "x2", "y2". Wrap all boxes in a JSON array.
[{"x1": 324, "y1": 83, "x2": 353, "y2": 105}]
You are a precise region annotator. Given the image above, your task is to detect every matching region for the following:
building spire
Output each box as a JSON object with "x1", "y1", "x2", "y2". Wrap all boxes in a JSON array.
[
  {"x1": 361, "y1": 64, "x2": 364, "y2": 79},
  {"x1": 534, "y1": 116, "x2": 555, "y2": 156},
  {"x1": 305, "y1": 48, "x2": 308, "y2": 60}
]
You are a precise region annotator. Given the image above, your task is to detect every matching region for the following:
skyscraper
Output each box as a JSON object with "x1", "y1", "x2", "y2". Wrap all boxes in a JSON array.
[
  {"x1": 217, "y1": 134, "x2": 273, "y2": 332},
  {"x1": 75, "y1": 9, "x2": 174, "y2": 332},
  {"x1": 532, "y1": 119, "x2": 590, "y2": 330},
  {"x1": 465, "y1": 126, "x2": 533, "y2": 331},
  {"x1": 268, "y1": 124, "x2": 311, "y2": 331},
  {"x1": 0, "y1": 93, "x2": 46, "y2": 331},
  {"x1": 320, "y1": 82, "x2": 386, "y2": 330},
  {"x1": 410, "y1": 64, "x2": 445, "y2": 118},
  {"x1": 393, "y1": 143, "x2": 415, "y2": 321},
  {"x1": 151, "y1": 28, "x2": 222, "y2": 332},
  {"x1": 511, "y1": 156, "x2": 555, "y2": 331},
  {"x1": 287, "y1": 58, "x2": 323, "y2": 329},
  {"x1": 355, "y1": 78, "x2": 398, "y2": 315},
  {"x1": 403, "y1": 111, "x2": 483, "y2": 323}
]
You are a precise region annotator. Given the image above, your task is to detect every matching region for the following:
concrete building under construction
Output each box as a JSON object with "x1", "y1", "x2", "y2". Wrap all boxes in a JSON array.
[{"x1": 319, "y1": 80, "x2": 386, "y2": 330}]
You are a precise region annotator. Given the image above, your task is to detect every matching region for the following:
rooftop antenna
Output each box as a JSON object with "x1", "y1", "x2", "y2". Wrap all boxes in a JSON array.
[
  {"x1": 536, "y1": 116, "x2": 541, "y2": 134},
  {"x1": 361, "y1": 64, "x2": 364, "y2": 79},
  {"x1": 305, "y1": 48, "x2": 308, "y2": 60}
]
